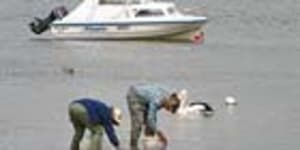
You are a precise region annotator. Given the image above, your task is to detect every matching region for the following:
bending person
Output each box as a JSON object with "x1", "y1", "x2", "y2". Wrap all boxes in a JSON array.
[
  {"x1": 126, "y1": 83, "x2": 183, "y2": 150},
  {"x1": 68, "y1": 98, "x2": 122, "y2": 150}
]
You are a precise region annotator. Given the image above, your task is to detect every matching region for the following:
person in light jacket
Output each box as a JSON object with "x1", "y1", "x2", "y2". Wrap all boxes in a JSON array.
[{"x1": 126, "y1": 83, "x2": 184, "y2": 150}]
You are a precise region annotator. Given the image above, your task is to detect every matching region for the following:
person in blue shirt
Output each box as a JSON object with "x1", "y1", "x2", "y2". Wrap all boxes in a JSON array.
[
  {"x1": 68, "y1": 98, "x2": 122, "y2": 150},
  {"x1": 126, "y1": 83, "x2": 183, "y2": 150}
]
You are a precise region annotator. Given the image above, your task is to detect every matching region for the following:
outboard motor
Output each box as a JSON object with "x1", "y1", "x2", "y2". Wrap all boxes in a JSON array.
[{"x1": 29, "y1": 6, "x2": 68, "y2": 34}]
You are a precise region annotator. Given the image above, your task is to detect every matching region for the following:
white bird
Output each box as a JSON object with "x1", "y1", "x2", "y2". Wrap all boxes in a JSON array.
[
  {"x1": 225, "y1": 96, "x2": 237, "y2": 106},
  {"x1": 176, "y1": 89, "x2": 214, "y2": 117}
]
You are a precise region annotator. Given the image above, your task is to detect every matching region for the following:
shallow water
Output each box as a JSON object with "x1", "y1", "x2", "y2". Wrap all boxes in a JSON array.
[{"x1": 0, "y1": 0, "x2": 300, "y2": 150}]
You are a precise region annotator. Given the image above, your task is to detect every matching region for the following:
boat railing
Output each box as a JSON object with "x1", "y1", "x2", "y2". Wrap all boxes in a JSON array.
[{"x1": 98, "y1": 0, "x2": 158, "y2": 5}]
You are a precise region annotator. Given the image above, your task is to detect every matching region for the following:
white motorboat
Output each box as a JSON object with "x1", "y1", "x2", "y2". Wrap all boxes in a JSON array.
[{"x1": 29, "y1": 0, "x2": 208, "y2": 41}]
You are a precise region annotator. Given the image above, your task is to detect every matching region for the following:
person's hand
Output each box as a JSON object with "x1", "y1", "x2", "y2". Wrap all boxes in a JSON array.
[
  {"x1": 115, "y1": 147, "x2": 122, "y2": 150},
  {"x1": 115, "y1": 145, "x2": 124, "y2": 150},
  {"x1": 157, "y1": 130, "x2": 168, "y2": 147}
]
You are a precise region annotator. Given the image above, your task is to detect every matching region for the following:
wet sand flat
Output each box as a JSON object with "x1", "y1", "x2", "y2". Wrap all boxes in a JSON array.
[{"x1": 0, "y1": 0, "x2": 300, "y2": 150}]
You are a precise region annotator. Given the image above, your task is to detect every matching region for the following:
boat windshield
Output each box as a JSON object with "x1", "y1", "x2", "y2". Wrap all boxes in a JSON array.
[
  {"x1": 135, "y1": 9, "x2": 164, "y2": 17},
  {"x1": 98, "y1": 0, "x2": 126, "y2": 4}
]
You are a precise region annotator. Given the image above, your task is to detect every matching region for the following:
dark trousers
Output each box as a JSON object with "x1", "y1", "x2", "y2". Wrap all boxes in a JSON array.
[{"x1": 68, "y1": 103, "x2": 104, "y2": 150}]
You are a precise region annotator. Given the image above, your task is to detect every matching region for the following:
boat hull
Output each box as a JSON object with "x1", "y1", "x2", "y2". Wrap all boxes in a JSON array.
[{"x1": 50, "y1": 21, "x2": 206, "y2": 41}]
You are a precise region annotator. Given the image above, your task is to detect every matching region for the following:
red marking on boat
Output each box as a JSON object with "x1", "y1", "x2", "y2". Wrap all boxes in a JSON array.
[{"x1": 192, "y1": 32, "x2": 205, "y2": 44}]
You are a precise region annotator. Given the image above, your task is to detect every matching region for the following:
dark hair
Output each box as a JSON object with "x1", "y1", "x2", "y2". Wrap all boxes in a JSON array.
[
  {"x1": 169, "y1": 93, "x2": 181, "y2": 114},
  {"x1": 170, "y1": 102, "x2": 180, "y2": 114},
  {"x1": 112, "y1": 119, "x2": 119, "y2": 126}
]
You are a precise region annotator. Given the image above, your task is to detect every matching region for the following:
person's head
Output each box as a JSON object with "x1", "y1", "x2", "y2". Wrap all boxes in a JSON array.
[
  {"x1": 111, "y1": 107, "x2": 122, "y2": 126},
  {"x1": 162, "y1": 89, "x2": 187, "y2": 114}
]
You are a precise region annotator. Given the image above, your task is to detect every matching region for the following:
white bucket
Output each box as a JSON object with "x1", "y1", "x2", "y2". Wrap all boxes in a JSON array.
[{"x1": 142, "y1": 135, "x2": 166, "y2": 150}]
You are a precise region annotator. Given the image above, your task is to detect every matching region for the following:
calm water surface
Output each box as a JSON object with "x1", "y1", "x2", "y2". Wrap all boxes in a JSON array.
[{"x1": 0, "y1": 0, "x2": 300, "y2": 150}]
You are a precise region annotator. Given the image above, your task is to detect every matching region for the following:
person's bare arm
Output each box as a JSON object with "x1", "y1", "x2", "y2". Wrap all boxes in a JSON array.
[{"x1": 157, "y1": 129, "x2": 168, "y2": 147}]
